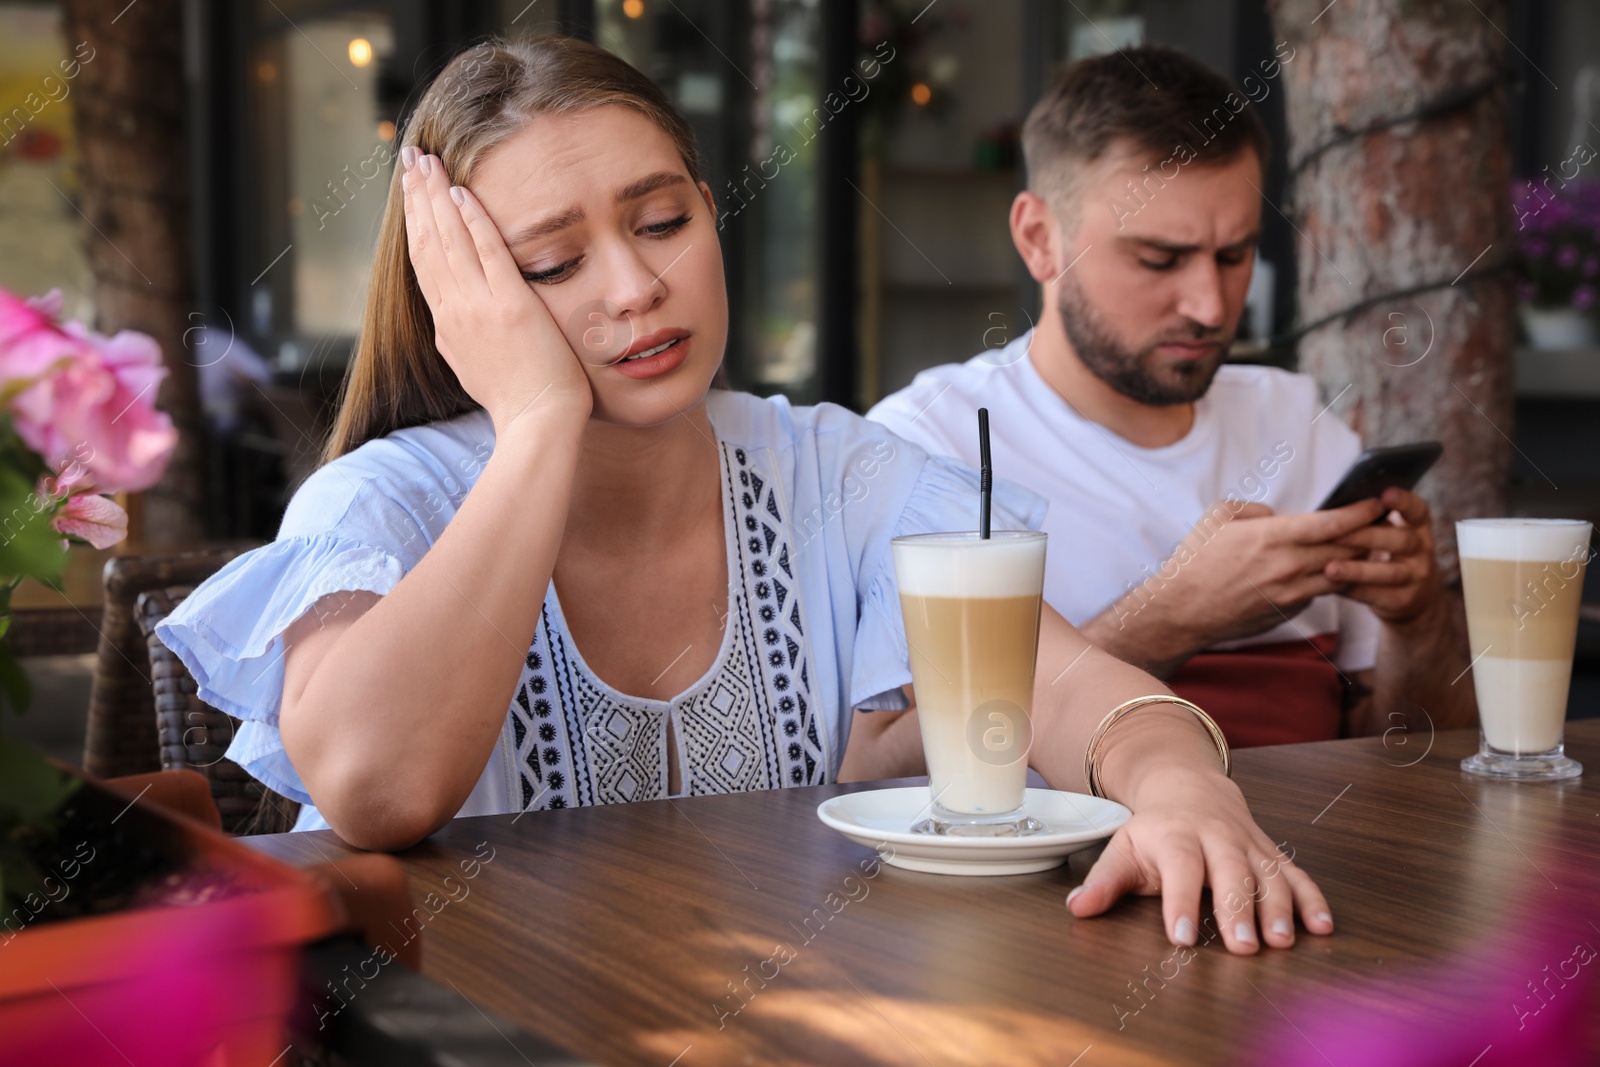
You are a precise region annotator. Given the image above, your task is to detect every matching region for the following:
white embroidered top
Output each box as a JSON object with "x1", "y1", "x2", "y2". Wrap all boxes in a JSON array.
[{"x1": 156, "y1": 391, "x2": 1047, "y2": 831}]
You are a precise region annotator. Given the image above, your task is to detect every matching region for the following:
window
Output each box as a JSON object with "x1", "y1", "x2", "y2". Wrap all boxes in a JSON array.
[
  {"x1": 0, "y1": 2, "x2": 94, "y2": 322},
  {"x1": 248, "y1": 7, "x2": 397, "y2": 368}
]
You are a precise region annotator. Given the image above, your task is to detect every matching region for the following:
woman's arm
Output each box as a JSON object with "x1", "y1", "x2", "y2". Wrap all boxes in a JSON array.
[
  {"x1": 280, "y1": 150, "x2": 594, "y2": 850},
  {"x1": 1030, "y1": 605, "x2": 1334, "y2": 955},
  {"x1": 280, "y1": 415, "x2": 583, "y2": 850},
  {"x1": 836, "y1": 695, "x2": 925, "y2": 782}
]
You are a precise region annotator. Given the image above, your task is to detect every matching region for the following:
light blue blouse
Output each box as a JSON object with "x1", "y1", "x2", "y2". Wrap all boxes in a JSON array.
[{"x1": 156, "y1": 390, "x2": 1047, "y2": 831}]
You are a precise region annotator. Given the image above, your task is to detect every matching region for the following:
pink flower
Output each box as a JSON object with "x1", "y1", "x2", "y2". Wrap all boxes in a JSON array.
[
  {"x1": 2, "y1": 290, "x2": 177, "y2": 495},
  {"x1": 0, "y1": 289, "x2": 79, "y2": 391},
  {"x1": 24, "y1": 289, "x2": 64, "y2": 316},
  {"x1": 51, "y1": 491, "x2": 129, "y2": 549},
  {"x1": 39, "y1": 460, "x2": 93, "y2": 501}
]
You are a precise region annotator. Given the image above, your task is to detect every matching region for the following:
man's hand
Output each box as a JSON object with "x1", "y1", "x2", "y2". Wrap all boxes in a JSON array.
[
  {"x1": 1324, "y1": 487, "x2": 1443, "y2": 624},
  {"x1": 1325, "y1": 488, "x2": 1474, "y2": 735},
  {"x1": 1084, "y1": 497, "x2": 1384, "y2": 674}
]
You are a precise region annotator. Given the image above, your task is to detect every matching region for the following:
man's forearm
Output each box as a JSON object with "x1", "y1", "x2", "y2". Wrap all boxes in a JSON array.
[
  {"x1": 1079, "y1": 594, "x2": 1201, "y2": 681},
  {"x1": 1366, "y1": 596, "x2": 1477, "y2": 736}
]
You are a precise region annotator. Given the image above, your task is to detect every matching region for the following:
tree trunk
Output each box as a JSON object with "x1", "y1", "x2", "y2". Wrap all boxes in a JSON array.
[
  {"x1": 60, "y1": 0, "x2": 204, "y2": 544},
  {"x1": 1268, "y1": 0, "x2": 1517, "y2": 581}
]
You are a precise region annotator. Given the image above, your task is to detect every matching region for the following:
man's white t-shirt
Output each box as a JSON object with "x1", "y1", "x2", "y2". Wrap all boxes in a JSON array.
[{"x1": 867, "y1": 332, "x2": 1381, "y2": 744}]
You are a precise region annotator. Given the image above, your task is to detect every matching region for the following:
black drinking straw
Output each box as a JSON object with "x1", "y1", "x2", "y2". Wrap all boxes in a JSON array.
[{"x1": 978, "y1": 407, "x2": 992, "y2": 539}]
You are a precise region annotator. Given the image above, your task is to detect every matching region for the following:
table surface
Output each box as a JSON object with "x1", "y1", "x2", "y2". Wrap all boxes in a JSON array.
[{"x1": 249, "y1": 723, "x2": 1600, "y2": 1066}]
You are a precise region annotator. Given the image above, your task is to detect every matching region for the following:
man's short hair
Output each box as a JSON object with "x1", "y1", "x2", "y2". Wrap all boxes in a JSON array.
[{"x1": 1022, "y1": 45, "x2": 1271, "y2": 227}]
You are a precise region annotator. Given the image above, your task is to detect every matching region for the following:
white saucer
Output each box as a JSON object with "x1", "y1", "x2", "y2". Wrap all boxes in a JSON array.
[{"x1": 816, "y1": 787, "x2": 1131, "y2": 876}]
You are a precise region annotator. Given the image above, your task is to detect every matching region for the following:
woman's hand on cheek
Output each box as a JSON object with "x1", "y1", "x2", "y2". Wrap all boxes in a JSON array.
[
  {"x1": 1064, "y1": 768, "x2": 1334, "y2": 955},
  {"x1": 401, "y1": 148, "x2": 593, "y2": 436}
]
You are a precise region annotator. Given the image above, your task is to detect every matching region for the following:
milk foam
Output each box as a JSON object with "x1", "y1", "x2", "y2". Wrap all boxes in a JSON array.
[
  {"x1": 892, "y1": 531, "x2": 1047, "y2": 598},
  {"x1": 1457, "y1": 519, "x2": 1591, "y2": 563}
]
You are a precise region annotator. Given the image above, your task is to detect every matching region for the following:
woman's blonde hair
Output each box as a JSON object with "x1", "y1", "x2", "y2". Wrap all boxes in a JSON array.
[{"x1": 322, "y1": 35, "x2": 702, "y2": 462}]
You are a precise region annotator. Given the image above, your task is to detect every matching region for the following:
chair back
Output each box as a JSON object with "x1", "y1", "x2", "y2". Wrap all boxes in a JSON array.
[
  {"x1": 137, "y1": 585, "x2": 301, "y2": 835},
  {"x1": 83, "y1": 546, "x2": 258, "y2": 780}
]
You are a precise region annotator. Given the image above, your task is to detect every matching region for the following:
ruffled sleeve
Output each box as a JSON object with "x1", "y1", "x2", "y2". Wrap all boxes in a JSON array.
[
  {"x1": 154, "y1": 470, "x2": 435, "y2": 804},
  {"x1": 848, "y1": 452, "x2": 1048, "y2": 710}
]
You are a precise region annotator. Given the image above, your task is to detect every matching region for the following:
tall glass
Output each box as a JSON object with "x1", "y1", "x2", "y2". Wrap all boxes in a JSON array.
[
  {"x1": 1457, "y1": 518, "x2": 1589, "y2": 781},
  {"x1": 892, "y1": 531, "x2": 1047, "y2": 836}
]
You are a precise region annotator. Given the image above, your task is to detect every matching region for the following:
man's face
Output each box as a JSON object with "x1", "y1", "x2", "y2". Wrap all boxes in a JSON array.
[{"x1": 1054, "y1": 145, "x2": 1262, "y2": 406}]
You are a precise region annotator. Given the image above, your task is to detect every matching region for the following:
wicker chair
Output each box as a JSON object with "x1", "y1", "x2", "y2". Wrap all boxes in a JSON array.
[
  {"x1": 137, "y1": 585, "x2": 301, "y2": 835},
  {"x1": 82, "y1": 546, "x2": 259, "y2": 780}
]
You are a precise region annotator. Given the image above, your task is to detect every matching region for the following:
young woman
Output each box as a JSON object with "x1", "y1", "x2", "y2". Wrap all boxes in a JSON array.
[{"x1": 159, "y1": 35, "x2": 1331, "y2": 956}]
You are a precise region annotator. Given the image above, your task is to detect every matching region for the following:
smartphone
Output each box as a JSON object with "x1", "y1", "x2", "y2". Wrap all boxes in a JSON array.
[{"x1": 1317, "y1": 441, "x2": 1443, "y2": 518}]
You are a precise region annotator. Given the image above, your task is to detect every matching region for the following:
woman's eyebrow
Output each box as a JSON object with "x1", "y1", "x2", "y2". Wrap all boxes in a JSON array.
[
  {"x1": 616, "y1": 170, "x2": 687, "y2": 202},
  {"x1": 504, "y1": 173, "x2": 688, "y2": 248},
  {"x1": 507, "y1": 207, "x2": 585, "y2": 246}
]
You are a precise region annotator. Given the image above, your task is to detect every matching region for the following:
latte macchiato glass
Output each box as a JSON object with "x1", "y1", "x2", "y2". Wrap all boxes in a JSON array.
[
  {"x1": 892, "y1": 531, "x2": 1047, "y2": 836},
  {"x1": 1457, "y1": 518, "x2": 1589, "y2": 781}
]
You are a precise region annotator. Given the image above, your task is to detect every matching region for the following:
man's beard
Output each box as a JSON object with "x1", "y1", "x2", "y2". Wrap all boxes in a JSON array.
[{"x1": 1056, "y1": 278, "x2": 1230, "y2": 406}]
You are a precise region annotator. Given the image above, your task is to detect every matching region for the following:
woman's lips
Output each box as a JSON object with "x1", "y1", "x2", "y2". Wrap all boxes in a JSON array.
[
  {"x1": 611, "y1": 334, "x2": 689, "y2": 380},
  {"x1": 616, "y1": 327, "x2": 689, "y2": 360}
]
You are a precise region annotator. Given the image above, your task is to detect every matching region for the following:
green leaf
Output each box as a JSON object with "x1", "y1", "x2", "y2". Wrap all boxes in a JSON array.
[
  {"x1": 0, "y1": 736, "x2": 80, "y2": 918},
  {"x1": 0, "y1": 424, "x2": 48, "y2": 487},
  {"x1": 0, "y1": 465, "x2": 66, "y2": 587},
  {"x1": 0, "y1": 737, "x2": 80, "y2": 822},
  {"x1": 0, "y1": 640, "x2": 29, "y2": 718},
  {"x1": 0, "y1": 839, "x2": 43, "y2": 924}
]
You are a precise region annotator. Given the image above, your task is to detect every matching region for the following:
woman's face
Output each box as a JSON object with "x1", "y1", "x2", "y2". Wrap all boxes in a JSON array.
[{"x1": 467, "y1": 105, "x2": 727, "y2": 426}]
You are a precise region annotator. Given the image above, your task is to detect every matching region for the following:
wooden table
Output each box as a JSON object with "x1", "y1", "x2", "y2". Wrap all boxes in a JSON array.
[{"x1": 249, "y1": 723, "x2": 1600, "y2": 1066}]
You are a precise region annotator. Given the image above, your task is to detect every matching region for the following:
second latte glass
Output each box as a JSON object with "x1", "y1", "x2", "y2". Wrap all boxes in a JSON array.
[{"x1": 1458, "y1": 518, "x2": 1589, "y2": 781}]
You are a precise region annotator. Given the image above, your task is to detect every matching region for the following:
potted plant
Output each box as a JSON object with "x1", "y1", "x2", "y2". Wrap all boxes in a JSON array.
[
  {"x1": 1, "y1": 285, "x2": 181, "y2": 917},
  {"x1": 1513, "y1": 179, "x2": 1600, "y2": 349},
  {"x1": 0, "y1": 289, "x2": 351, "y2": 1067}
]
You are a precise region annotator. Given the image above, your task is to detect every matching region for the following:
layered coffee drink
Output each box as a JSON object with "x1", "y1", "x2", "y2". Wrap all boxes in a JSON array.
[
  {"x1": 892, "y1": 531, "x2": 1047, "y2": 835},
  {"x1": 1458, "y1": 518, "x2": 1590, "y2": 780}
]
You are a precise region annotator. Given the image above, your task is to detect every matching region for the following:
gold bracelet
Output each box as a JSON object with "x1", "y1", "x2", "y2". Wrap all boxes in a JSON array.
[{"x1": 1082, "y1": 695, "x2": 1231, "y2": 799}]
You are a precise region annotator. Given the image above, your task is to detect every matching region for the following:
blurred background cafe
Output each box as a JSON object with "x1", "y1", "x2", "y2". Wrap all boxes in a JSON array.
[
  {"x1": 2, "y1": 0, "x2": 1599, "y2": 768},
  {"x1": 4, "y1": 1, "x2": 1600, "y2": 1064}
]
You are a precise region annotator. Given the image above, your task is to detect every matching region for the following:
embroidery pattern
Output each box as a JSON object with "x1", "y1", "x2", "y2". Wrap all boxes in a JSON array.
[
  {"x1": 509, "y1": 635, "x2": 573, "y2": 810},
  {"x1": 505, "y1": 443, "x2": 824, "y2": 812},
  {"x1": 720, "y1": 446, "x2": 824, "y2": 788}
]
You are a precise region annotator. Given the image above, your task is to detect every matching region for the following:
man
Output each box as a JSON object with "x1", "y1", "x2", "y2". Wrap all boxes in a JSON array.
[{"x1": 868, "y1": 45, "x2": 1473, "y2": 746}]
